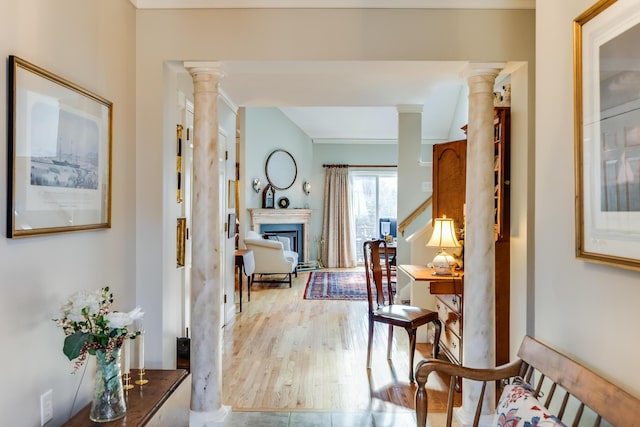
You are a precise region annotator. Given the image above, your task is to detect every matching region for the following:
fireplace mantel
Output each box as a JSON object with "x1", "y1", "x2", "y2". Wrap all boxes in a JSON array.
[{"x1": 248, "y1": 208, "x2": 312, "y2": 262}]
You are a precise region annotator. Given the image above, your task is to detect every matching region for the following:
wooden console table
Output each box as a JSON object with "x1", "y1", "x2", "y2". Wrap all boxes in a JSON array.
[{"x1": 63, "y1": 369, "x2": 189, "y2": 427}]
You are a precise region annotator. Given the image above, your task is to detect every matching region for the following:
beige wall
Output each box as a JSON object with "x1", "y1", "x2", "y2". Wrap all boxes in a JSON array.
[
  {"x1": 536, "y1": 0, "x2": 640, "y2": 396},
  {"x1": 0, "y1": 0, "x2": 136, "y2": 425}
]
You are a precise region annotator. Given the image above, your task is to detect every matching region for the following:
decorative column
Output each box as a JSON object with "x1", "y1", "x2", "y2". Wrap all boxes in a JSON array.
[
  {"x1": 184, "y1": 62, "x2": 230, "y2": 427},
  {"x1": 459, "y1": 63, "x2": 504, "y2": 424}
]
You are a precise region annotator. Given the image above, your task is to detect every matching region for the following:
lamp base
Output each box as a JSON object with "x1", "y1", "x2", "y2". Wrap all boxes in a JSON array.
[
  {"x1": 432, "y1": 265, "x2": 454, "y2": 276},
  {"x1": 432, "y1": 250, "x2": 456, "y2": 275}
]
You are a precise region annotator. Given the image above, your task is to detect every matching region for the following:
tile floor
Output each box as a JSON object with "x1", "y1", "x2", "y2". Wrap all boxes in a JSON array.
[{"x1": 226, "y1": 411, "x2": 417, "y2": 427}]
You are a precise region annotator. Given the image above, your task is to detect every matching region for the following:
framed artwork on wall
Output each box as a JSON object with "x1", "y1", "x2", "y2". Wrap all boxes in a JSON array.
[
  {"x1": 177, "y1": 217, "x2": 186, "y2": 268},
  {"x1": 7, "y1": 56, "x2": 112, "y2": 238},
  {"x1": 228, "y1": 179, "x2": 235, "y2": 209},
  {"x1": 574, "y1": 0, "x2": 640, "y2": 270}
]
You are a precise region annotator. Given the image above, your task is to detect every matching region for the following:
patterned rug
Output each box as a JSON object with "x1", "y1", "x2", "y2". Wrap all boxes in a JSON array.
[
  {"x1": 304, "y1": 271, "x2": 369, "y2": 300},
  {"x1": 304, "y1": 270, "x2": 399, "y2": 301}
]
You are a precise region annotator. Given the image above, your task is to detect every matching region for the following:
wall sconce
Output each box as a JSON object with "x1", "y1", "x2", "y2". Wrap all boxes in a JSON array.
[
  {"x1": 252, "y1": 178, "x2": 262, "y2": 194},
  {"x1": 426, "y1": 215, "x2": 461, "y2": 275},
  {"x1": 302, "y1": 181, "x2": 311, "y2": 195}
]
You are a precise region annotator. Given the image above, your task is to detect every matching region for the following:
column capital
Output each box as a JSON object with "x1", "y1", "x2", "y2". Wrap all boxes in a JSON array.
[
  {"x1": 184, "y1": 61, "x2": 224, "y2": 78},
  {"x1": 462, "y1": 62, "x2": 506, "y2": 79},
  {"x1": 396, "y1": 104, "x2": 423, "y2": 114}
]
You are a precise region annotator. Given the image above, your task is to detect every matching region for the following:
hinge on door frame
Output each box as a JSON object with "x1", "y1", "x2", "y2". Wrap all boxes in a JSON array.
[
  {"x1": 224, "y1": 294, "x2": 227, "y2": 304},
  {"x1": 225, "y1": 150, "x2": 229, "y2": 161}
]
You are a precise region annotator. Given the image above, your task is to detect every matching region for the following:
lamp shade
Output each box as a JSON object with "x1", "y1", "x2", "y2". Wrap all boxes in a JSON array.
[{"x1": 427, "y1": 216, "x2": 460, "y2": 248}]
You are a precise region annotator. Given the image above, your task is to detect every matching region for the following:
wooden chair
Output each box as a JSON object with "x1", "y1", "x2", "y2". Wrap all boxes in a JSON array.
[{"x1": 363, "y1": 239, "x2": 442, "y2": 383}]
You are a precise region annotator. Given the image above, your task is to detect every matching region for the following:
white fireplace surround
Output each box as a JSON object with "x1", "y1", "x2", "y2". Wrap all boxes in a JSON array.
[{"x1": 248, "y1": 208, "x2": 311, "y2": 263}]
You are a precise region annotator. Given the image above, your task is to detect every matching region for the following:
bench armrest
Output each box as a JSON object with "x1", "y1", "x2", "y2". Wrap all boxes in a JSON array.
[{"x1": 415, "y1": 358, "x2": 523, "y2": 427}]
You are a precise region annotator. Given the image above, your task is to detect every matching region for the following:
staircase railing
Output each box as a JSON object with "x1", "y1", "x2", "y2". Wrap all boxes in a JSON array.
[{"x1": 398, "y1": 196, "x2": 432, "y2": 236}]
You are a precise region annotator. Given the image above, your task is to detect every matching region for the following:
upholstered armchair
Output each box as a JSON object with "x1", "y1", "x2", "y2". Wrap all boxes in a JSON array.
[{"x1": 244, "y1": 230, "x2": 299, "y2": 287}]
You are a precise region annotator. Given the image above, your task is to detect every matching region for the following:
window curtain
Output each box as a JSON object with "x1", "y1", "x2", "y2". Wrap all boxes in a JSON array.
[{"x1": 321, "y1": 165, "x2": 356, "y2": 268}]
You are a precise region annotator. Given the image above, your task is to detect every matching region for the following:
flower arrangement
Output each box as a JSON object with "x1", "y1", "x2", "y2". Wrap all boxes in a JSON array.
[{"x1": 53, "y1": 287, "x2": 143, "y2": 370}]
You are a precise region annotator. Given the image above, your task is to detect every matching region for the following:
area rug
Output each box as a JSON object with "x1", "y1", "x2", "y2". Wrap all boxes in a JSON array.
[
  {"x1": 303, "y1": 271, "x2": 398, "y2": 301},
  {"x1": 304, "y1": 271, "x2": 369, "y2": 300}
]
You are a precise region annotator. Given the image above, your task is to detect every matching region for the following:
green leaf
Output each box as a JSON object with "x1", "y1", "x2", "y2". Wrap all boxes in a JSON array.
[{"x1": 63, "y1": 332, "x2": 90, "y2": 360}]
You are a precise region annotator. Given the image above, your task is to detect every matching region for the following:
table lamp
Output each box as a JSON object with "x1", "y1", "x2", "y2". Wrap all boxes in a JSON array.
[{"x1": 427, "y1": 216, "x2": 461, "y2": 275}]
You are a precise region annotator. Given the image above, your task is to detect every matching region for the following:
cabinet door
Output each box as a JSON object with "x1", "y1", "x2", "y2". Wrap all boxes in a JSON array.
[{"x1": 432, "y1": 139, "x2": 466, "y2": 235}]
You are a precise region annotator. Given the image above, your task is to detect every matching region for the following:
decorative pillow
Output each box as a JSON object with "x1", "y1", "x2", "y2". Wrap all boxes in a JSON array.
[{"x1": 494, "y1": 380, "x2": 566, "y2": 427}]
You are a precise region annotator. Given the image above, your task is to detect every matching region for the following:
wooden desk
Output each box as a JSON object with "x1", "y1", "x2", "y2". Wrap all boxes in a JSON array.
[
  {"x1": 398, "y1": 265, "x2": 463, "y2": 295},
  {"x1": 399, "y1": 264, "x2": 464, "y2": 366},
  {"x1": 235, "y1": 249, "x2": 254, "y2": 312},
  {"x1": 63, "y1": 370, "x2": 189, "y2": 427}
]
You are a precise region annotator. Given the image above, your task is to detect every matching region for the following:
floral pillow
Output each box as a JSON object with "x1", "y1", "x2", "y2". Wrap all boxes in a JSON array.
[{"x1": 494, "y1": 380, "x2": 566, "y2": 427}]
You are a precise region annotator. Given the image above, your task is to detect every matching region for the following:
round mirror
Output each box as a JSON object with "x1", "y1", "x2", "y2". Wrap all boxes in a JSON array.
[{"x1": 265, "y1": 149, "x2": 297, "y2": 190}]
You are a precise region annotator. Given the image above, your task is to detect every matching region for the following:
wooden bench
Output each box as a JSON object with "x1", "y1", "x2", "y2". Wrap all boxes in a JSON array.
[{"x1": 415, "y1": 335, "x2": 640, "y2": 427}]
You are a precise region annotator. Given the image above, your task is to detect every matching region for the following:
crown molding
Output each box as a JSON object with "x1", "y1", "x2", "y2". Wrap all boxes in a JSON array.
[{"x1": 130, "y1": 0, "x2": 534, "y2": 9}]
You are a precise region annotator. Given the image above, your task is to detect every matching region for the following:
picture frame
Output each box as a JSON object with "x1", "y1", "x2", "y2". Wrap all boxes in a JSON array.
[
  {"x1": 227, "y1": 213, "x2": 236, "y2": 239},
  {"x1": 574, "y1": 0, "x2": 640, "y2": 270},
  {"x1": 228, "y1": 179, "x2": 236, "y2": 209},
  {"x1": 7, "y1": 56, "x2": 112, "y2": 238},
  {"x1": 177, "y1": 218, "x2": 186, "y2": 268}
]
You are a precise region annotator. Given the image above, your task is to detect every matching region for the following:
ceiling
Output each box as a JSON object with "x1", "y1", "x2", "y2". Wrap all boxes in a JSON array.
[
  {"x1": 218, "y1": 61, "x2": 472, "y2": 142},
  {"x1": 147, "y1": 1, "x2": 528, "y2": 141}
]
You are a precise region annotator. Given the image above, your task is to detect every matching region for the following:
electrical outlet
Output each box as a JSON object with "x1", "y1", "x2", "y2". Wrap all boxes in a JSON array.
[{"x1": 40, "y1": 389, "x2": 53, "y2": 426}]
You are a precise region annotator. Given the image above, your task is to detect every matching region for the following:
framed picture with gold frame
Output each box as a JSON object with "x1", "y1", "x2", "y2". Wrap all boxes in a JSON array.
[
  {"x1": 574, "y1": 0, "x2": 640, "y2": 270},
  {"x1": 7, "y1": 56, "x2": 112, "y2": 238},
  {"x1": 177, "y1": 218, "x2": 186, "y2": 268},
  {"x1": 228, "y1": 179, "x2": 236, "y2": 209}
]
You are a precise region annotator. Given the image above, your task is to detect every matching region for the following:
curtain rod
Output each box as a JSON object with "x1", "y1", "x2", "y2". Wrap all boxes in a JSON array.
[{"x1": 322, "y1": 164, "x2": 397, "y2": 168}]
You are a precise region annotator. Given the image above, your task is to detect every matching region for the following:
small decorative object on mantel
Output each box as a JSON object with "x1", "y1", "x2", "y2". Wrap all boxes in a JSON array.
[
  {"x1": 53, "y1": 287, "x2": 144, "y2": 423},
  {"x1": 278, "y1": 197, "x2": 290, "y2": 209},
  {"x1": 262, "y1": 184, "x2": 275, "y2": 208}
]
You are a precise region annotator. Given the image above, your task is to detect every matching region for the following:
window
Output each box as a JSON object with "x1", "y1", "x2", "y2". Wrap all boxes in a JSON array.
[{"x1": 350, "y1": 170, "x2": 397, "y2": 264}]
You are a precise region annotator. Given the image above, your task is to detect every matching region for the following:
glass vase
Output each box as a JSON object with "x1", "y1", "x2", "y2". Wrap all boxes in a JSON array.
[{"x1": 90, "y1": 347, "x2": 127, "y2": 422}]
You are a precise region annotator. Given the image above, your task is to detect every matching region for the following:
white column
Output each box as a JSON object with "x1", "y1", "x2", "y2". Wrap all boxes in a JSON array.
[
  {"x1": 184, "y1": 62, "x2": 230, "y2": 427},
  {"x1": 458, "y1": 63, "x2": 504, "y2": 424}
]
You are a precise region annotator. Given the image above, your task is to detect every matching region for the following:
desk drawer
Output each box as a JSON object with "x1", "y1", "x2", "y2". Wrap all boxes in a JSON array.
[
  {"x1": 436, "y1": 298, "x2": 461, "y2": 337},
  {"x1": 440, "y1": 327, "x2": 462, "y2": 365},
  {"x1": 438, "y1": 294, "x2": 461, "y2": 312}
]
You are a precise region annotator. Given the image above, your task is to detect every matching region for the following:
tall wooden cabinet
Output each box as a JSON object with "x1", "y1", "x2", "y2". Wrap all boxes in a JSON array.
[{"x1": 432, "y1": 107, "x2": 511, "y2": 367}]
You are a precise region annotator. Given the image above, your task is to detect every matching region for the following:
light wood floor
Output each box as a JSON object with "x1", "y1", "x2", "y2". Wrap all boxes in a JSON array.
[{"x1": 222, "y1": 269, "x2": 458, "y2": 413}]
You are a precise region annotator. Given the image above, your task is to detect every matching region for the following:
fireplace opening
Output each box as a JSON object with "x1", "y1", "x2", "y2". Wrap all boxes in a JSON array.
[{"x1": 260, "y1": 223, "x2": 303, "y2": 261}]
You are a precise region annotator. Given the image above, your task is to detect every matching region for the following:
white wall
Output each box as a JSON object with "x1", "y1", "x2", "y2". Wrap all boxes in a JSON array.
[
  {"x1": 536, "y1": 0, "x2": 640, "y2": 396},
  {"x1": 240, "y1": 107, "x2": 313, "y2": 247},
  {"x1": 0, "y1": 0, "x2": 136, "y2": 425}
]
